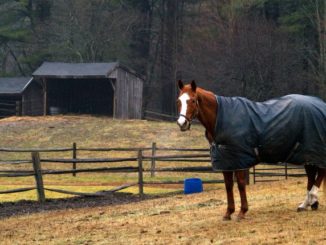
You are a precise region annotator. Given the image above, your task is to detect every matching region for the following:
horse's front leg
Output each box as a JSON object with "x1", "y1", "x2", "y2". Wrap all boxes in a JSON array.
[
  {"x1": 235, "y1": 170, "x2": 248, "y2": 220},
  {"x1": 222, "y1": 171, "x2": 235, "y2": 220}
]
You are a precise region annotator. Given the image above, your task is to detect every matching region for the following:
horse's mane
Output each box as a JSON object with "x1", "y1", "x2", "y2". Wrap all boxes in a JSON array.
[{"x1": 196, "y1": 87, "x2": 216, "y2": 100}]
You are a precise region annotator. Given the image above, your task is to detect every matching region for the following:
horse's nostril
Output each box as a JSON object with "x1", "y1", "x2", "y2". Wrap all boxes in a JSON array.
[
  {"x1": 177, "y1": 121, "x2": 190, "y2": 131},
  {"x1": 177, "y1": 117, "x2": 185, "y2": 126}
]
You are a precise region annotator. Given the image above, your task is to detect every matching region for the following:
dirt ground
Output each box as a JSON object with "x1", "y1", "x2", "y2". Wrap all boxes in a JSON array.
[
  {"x1": 0, "y1": 192, "x2": 143, "y2": 219},
  {"x1": 1, "y1": 178, "x2": 326, "y2": 245}
]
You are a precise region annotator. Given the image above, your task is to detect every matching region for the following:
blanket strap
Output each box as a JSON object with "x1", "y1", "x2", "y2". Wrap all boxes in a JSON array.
[{"x1": 254, "y1": 147, "x2": 260, "y2": 163}]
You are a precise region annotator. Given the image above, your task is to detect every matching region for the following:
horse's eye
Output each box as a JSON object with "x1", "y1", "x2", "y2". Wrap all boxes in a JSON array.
[{"x1": 192, "y1": 99, "x2": 196, "y2": 104}]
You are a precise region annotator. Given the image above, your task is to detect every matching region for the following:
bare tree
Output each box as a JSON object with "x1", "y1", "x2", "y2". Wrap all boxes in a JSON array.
[
  {"x1": 48, "y1": 0, "x2": 138, "y2": 62},
  {"x1": 302, "y1": 0, "x2": 326, "y2": 97},
  {"x1": 180, "y1": 0, "x2": 307, "y2": 100}
]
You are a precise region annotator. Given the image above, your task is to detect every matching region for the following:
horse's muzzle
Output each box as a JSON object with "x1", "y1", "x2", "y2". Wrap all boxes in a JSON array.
[{"x1": 177, "y1": 120, "x2": 191, "y2": 131}]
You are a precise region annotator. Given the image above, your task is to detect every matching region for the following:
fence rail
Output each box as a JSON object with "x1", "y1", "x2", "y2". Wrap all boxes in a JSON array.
[
  {"x1": 0, "y1": 142, "x2": 306, "y2": 202},
  {"x1": 144, "y1": 110, "x2": 177, "y2": 121}
]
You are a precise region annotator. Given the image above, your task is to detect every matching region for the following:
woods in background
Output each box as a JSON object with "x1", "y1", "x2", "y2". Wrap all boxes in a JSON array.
[{"x1": 0, "y1": 0, "x2": 325, "y2": 115}]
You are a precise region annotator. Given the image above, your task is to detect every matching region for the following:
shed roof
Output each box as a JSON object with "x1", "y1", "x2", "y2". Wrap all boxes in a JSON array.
[
  {"x1": 32, "y1": 62, "x2": 143, "y2": 79},
  {"x1": 0, "y1": 77, "x2": 33, "y2": 95}
]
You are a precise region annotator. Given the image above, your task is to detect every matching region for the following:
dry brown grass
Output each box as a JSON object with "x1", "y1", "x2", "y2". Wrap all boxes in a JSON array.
[
  {"x1": 0, "y1": 115, "x2": 207, "y2": 150},
  {"x1": 0, "y1": 115, "x2": 211, "y2": 202},
  {"x1": 0, "y1": 115, "x2": 323, "y2": 244},
  {"x1": 0, "y1": 179, "x2": 325, "y2": 244}
]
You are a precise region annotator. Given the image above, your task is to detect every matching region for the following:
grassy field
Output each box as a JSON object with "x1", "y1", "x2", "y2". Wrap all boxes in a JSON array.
[
  {"x1": 0, "y1": 115, "x2": 212, "y2": 202},
  {"x1": 0, "y1": 115, "x2": 322, "y2": 245}
]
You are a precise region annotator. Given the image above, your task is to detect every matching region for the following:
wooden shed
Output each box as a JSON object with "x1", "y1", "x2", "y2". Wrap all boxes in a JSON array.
[
  {"x1": 0, "y1": 77, "x2": 43, "y2": 118},
  {"x1": 32, "y1": 62, "x2": 144, "y2": 119}
]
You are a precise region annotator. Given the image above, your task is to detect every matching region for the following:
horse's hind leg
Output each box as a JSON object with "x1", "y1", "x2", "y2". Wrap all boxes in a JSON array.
[
  {"x1": 298, "y1": 165, "x2": 325, "y2": 212},
  {"x1": 235, "y1": 170, "x2": 248, "y2": 220},
  {"x1": 310, "y1": 167, "x2": 325, "y2": 210},
  {"x1": 222, "y1": 171, "x2": 235, "y2": 220},
  {"x1": 298, "y1": 165, "x2": 317, "y2": 212}
]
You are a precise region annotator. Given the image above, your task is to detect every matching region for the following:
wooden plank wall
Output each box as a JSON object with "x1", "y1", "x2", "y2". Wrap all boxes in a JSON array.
[
  {"x1": 22, "y1": 82, "x2": 43, "y2": 116},
  {"x1": 0, "y1": 96, "x2": 19, "y2": 118},
  {"x1": 115, "y1": 68, "x2": 143, "y2": 119}
]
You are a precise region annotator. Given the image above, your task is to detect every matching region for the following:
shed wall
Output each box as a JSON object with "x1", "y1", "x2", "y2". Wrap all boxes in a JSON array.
[
  {"x1": 0, "y1": 95, "x2": 20, "y2": 118},
  {"x1": 115, "y1": 68, "x2": 143, "y2": 119},
  {"x1": 22, "y1": 82, "x2": 43, "y2": 116}
]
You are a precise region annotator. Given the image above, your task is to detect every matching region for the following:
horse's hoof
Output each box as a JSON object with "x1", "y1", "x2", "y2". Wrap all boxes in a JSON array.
[
  {"x1": 222, "y1": 215, "x2": 231, "y2": 221},
  {"x1": 311, "y1": 201, "x2": 319, "y2": 211},
  {"x1": 297, "y1": 207, "x2": 307, "y2": 212},
  {"x1": 236, "y1": 215, "x2": 245, "y2": 222}
]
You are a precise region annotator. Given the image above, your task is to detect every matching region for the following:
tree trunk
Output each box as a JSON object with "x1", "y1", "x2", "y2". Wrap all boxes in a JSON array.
[{"x1": 161, "y1": 0, "x2": 178, "y2": 115}]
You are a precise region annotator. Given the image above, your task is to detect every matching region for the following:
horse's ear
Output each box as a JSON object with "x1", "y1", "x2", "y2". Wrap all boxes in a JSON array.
[
  {"x1": 178, "y1": 80, "x2": 184, "y2": 90},
  {"x1": 191, "y1": 80, "x2": 197, "y2": 92}
]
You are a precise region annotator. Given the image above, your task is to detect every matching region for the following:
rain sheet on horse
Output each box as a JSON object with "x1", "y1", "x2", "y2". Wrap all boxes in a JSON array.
[{"x1": 210, "y1": 94, "x2": 326, "y2": 171}]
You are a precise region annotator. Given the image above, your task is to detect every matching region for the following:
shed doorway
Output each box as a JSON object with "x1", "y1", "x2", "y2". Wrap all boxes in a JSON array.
[{"x1": 47, "y1": 78, "x2": 114, "y2": 116}]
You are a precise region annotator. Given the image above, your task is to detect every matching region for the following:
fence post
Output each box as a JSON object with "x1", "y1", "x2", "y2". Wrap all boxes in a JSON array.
[
  {"x1": 253, "y1": 166, "x2": 256, "y2": 184},
  {"x1": 72, "y1": 142, "x2": 77, "y2": 177},
  {"x1": 151, "y1": 142, "x2": 156, "y2": 177},
  {"x1": 31, "y1": 151, "x2": 45, "y2": 203},
  {"x1": 138, "y1": 150, "x2": 144, "y2": 197},
  {"x1": 285, "y1": 162, "x2": 288, "y2": 180}
]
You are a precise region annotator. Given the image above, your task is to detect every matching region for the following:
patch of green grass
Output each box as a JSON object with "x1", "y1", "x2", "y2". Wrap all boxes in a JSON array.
[
  {"x1": 0, "y1": 186, "x2": 38, "y2": 202},
  {"x1": 0, "y1": 184, "x2": 179, "y2": 203}
]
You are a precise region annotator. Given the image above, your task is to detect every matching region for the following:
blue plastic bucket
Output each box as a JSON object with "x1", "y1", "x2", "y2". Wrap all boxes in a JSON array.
[{"x1": 184, "y1": 178, "x2": 203, "y2": 194}]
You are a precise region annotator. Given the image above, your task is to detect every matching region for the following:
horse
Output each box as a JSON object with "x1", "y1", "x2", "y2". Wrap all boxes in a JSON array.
[{"x1": 176, "y1": 80, "x2": 326, "y2": 220}]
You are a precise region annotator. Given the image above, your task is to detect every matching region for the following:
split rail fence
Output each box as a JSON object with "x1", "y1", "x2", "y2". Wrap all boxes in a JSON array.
[{"x1": 0, "y1": 143, "x2": 305, "y2": 202}]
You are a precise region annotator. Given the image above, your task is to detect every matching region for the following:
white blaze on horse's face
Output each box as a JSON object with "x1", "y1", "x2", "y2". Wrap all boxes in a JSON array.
[{"x1": 177, "y1": 93, "x2": 190, "y2": 131}]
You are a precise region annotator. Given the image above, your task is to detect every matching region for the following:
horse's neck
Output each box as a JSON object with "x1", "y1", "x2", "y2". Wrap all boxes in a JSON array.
[{"x1": 196, "y1": 88, "x2": 217, "y2": 143}]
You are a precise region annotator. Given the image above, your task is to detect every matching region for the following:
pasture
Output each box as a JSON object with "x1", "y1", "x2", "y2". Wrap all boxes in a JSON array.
[
  {"x1": 1, "y1": 179, "x2": 326, "y2": 244},
  {"x1": 0, "y1": 116, "x2": 325, "y2": 244}
]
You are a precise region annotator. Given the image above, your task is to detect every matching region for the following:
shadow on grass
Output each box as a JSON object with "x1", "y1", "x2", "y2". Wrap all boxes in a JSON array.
[{"x1": 0, "y1": 191, "x2": 184, "y2": 220}]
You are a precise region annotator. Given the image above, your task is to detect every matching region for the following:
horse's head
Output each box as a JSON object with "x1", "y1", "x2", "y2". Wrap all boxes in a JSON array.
[{"x1": 176, "y1": 80, "x2": 199, "y2": 131}]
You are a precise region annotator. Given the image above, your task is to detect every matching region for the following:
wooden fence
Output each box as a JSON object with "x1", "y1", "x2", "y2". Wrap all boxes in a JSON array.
[
  {"x1": 0, "y1": 143, "x2": 305, "y2": 202},
  {"x1": 252, "y1": 163, "x2": 305, "y2": 183},
  {"x1": 144, "y1": 110, "x2": 176, "y2": 121}
]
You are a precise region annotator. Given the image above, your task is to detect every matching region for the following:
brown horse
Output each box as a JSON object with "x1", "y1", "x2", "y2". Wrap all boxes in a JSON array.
[{"x1": 176, "y1": 80, "x2": 326, "y2": 220}]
